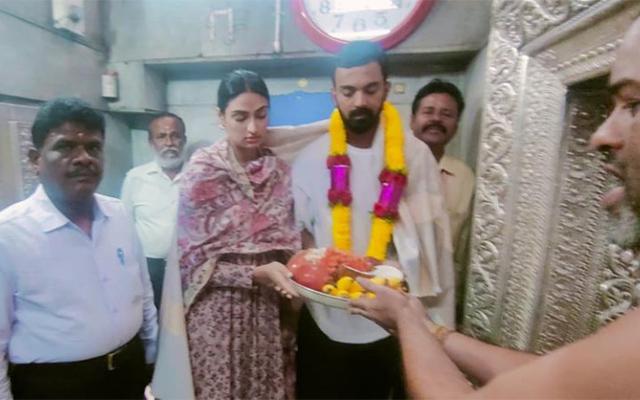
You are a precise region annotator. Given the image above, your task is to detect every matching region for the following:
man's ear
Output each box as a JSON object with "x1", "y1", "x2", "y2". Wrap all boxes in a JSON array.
[
  {"x1": 383, "y1": 80, "x2": 391, "y2": 100},
  {"x1": 331, "y1": 87, "x2": 337, "y2": 106},
  {"x1": 28, "y1": 148, "x2": 40, "y2": 175}
]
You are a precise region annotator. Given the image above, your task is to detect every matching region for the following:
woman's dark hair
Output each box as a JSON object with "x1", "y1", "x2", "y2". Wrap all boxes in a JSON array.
[
  {"x1": 31, "y1": 97, "x2": 105, "y2": 149},
  {"x1": 217, "y1": 69, "x2": 270, "y2": 112}
]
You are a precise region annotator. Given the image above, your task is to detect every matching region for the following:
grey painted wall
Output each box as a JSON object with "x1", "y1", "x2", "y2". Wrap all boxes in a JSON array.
[
  {"x1": 0, "y1": 0, "x2": 133, "y2": 198},
  {"x1": 0, "y1": 0, "x2": 105, "y2": 47},
  {"x1": 106, "y1": 0, "x2": 491, "y2": 63},
  {"x1": 452, "y1": 44, "x2": 488, "y2": 169},
  {"x1": 109, "y1": 0, "x2": 491, "y2": 170},
  {"x1": 99, "y1": 114, "x2": 133, "y2": 197},
  {"x1": 104, "y1": 0, "x2": 491, "y2": 112},
  {"x1": 0, "y1": 0, "x2": 107, "y2": 107},
  {"x1": 0, "y1": 0, "x2": 489, "y2": 198}
]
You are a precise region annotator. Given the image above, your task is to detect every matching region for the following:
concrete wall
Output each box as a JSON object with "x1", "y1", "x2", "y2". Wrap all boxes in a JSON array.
[
  {"x1": 106, "y1": 0, "x2": 491, "y2": 63},
  {"x1": 104, "y1": 0, "x2": 491, "y2": 113},
  {"x1": 0, "y1": 0, "x2": 105, "y2": 46},
  {"x1": 98, "y1": 114, "x2": 133, "y2": 197},
  {"x1": 0, "y1": 1, "x2": 135, "y2": 198},
  {"x1": 106, "y1": 0, "x2": 490, "y2": 167},
  {"x1": 451, "y1": 45, "x2": 488, "y2": 169},
  {"x1": 0, "y1": 0, "x2": 490, "y2": 197},
  {"x1": 0, "y1": 0, "x2": 107, "y2": 107}
]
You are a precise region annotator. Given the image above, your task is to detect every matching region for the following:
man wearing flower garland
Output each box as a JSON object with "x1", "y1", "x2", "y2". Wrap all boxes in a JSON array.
[{"x1": 292, "y1": 41, "x2": 454, "y2": 399}]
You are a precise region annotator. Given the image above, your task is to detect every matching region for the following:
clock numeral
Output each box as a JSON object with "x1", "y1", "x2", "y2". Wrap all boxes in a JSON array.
[
  {"x1": 353, "y1": 18, "x2": 366, "y2": 32},
  {"x1": 333, "y1": 14, "x2": 344, "y2": 31},
  {"x1": 319, "y1": 0, "x2": 331, "y2": 14},
  {"x1": 374, "y1": 12, "x2": 388, "y2": 28}
]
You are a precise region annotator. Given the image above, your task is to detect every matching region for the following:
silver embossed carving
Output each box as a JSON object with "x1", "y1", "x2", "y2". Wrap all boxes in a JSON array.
[
  {"x1": 493, "y1": 0, "x2": 601, "y2": 48},
  {"x1": 531, "y1": 86, "x2": 611, "y2": 353},
  {"x1": 462, "y1": 28, "x2": 522, "y2": 340},
  {"x1": 8, "y1": 120, "x2": 38, "y2": 199},
  {"x1": 496, "y1": 59, "x2": 566, "y2": 349},
  {"x1": 17, "y1": 122, "x2": 38, "y2": 198},
  {"x1": 599, "y1": 245, "x2": 640, "y2": 324},
  {"x1": 464, "y1": 0, "x2": 640, "y2": 351}
]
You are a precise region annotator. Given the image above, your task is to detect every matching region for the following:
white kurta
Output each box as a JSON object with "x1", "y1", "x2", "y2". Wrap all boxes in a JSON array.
[
  {"x1": 292, "y1": 123, "x2": 455, "y2": 344},
  {"x1": 293, "y1": 131, "x2": 390, "y2": 343}
]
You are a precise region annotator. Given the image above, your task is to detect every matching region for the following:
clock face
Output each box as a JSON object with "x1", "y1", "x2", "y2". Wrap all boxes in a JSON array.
[{"x1": 292, "y1": 0, "x2": 435, "y2": 52}]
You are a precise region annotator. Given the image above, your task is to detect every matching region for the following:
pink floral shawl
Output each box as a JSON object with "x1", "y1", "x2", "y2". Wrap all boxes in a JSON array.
[{"x1": 178, "y1": 139, "x2": 301, "y2": 309}]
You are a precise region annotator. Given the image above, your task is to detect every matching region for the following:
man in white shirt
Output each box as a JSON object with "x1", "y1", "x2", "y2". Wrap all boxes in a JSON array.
[
  {"x1": 0, "y1": 97, "x2": 158, "y2": 399},
  {"x1": 292, "y1": 41, "x2": 453, "y2": 399},
  {"x1": 410, "y1": 80, "x2": 475, "y2": 313},
  {"x1": 121, "y1": 112, "x2": 186, "y2": 309}
]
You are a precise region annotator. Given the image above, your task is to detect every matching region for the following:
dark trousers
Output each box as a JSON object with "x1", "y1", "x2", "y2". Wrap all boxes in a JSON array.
[
  {"x1": 146, "y1": 257, "x2": 166, "y2": 310},
  {"x1": 9, "y1": 337, "x2": 148, "y2": 399},
  {"x1": 296, "y1": 306, "x2": 406, "y2": 399}
]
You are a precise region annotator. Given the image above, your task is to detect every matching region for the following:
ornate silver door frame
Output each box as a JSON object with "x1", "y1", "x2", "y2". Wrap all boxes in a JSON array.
[
  {"x1": 463, "y1": 0, "x2": 640, "y2": 352},
  {"x1": 0, "y1": 103, "x2": 39, "y2": 210}
]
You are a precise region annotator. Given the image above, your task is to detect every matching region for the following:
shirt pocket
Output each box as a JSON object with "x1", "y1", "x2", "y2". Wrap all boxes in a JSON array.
[{"x1": 110, "y1": 245, "x2": 145, "y2": 307}]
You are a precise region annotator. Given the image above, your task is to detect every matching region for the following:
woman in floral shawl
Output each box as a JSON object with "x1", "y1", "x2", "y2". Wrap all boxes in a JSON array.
[{"x1": 178, "y1": 70, "x2": 302, "y2": 399}]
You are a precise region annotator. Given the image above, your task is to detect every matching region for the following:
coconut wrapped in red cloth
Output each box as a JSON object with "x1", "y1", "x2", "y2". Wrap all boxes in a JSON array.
[{"x1": 287, "y1": 248, "x2": 373, "y2": 292}]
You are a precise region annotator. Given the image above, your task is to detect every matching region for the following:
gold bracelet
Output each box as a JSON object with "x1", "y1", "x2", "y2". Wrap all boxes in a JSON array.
[{"x1": 430, "y1": 323, "x2": 453, "y2": 344}]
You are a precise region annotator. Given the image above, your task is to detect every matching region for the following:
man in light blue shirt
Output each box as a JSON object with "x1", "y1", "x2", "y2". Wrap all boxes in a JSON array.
[{"x1": 0, "y1": 98, "x2": 158, "y2": 399}]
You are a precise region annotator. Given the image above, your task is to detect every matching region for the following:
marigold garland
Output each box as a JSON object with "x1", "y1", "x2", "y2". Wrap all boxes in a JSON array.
[
  {"x1": 331, "y1": 204, "x2": 351, "y2": 251},
  {"x1": 327, "y1": 101, "x2": 407, "y2": 261}
]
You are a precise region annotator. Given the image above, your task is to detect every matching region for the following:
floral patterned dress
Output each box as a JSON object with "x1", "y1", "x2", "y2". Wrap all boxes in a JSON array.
[{"x1": 178, "y1": 140, "x2": 301, "y2": 399}]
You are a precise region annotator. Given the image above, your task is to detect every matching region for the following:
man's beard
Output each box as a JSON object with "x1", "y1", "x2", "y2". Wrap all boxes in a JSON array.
[
  {"x1": 606, "y1": 159, "x2": 640, "y2": 249},
  {"x1": 155, "y1": 148, "x2": 185, "y2": 170},
  {"x1": 609, "y1": 200, "x2": 640, "y2": 250},
  {"x1": 340, "y1": 107, "x2": 381, "y2": 134}
]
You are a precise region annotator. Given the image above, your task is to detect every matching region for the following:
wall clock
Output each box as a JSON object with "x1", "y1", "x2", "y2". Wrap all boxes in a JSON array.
[{"x1": 291, "y1": 0, "x2": 436, "y2": 53}]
